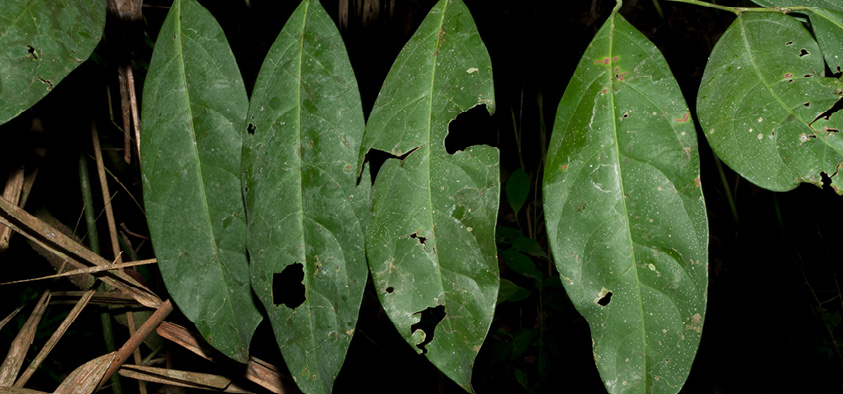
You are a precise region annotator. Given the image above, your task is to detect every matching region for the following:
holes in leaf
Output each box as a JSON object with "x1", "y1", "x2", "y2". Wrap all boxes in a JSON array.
[
  {"x1": 410, "y1": 305, "x2": 446, "y2": 354},
  {"x1": 804, "y1": 102, "x2": 811, "y2": 108},
  {"x1": 445, "y1": 104, "x2": 496, "y2": 154},
  {"x1": 385, "y1": 286, "x2": 394, "y2": 294},
  {"x1": 272, "y1": 263, "x2": 306, "y2": 309},
  {"x1": 362, "y1": 146, "x2": 419, "y2": 184},
  {"x1": 247, "y1": 123, "x2": 256, "y2": 135},
  {"x1": 595, "y1": 287, "x2": 612, "y2": 307},
  {"x1": 799, "y1": 48, "x2": 809, "y2": 58},
  {"x1": 37, "y1": 77, "x2": 53, "y2": 90},
  {"x1": 811, "y1": 97, "x2": 843, "y2": 123},
  {"x1": 410, "y1": 231, "x2": 427, "y2": 246},
  {"x1": 785, "y1": 41, "x2": 794, "y2": 46},
  {"x1": 27, "y1": 45, "x2": 38, "y2": 60}
]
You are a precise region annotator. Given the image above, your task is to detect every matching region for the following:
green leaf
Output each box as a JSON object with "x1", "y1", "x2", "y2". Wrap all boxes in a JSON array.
[
  {"x1": 510, "y1": 235, "x2": 548, "y2": 258},
  {"x1": 808, "y1": 8, "x2": 843, "y2": 74},
  {"x1": 750, "y1": 0, "x2": 843, "y2": 9},
  {"x1": 698, "y1": 13, "x2": 843, "y2": 193},
  {"x1": 497, "y1": 278, "x2": 529, "y2": 304},
  {"x1": 506, "y1": 168, "x2": 530, "y2": 214},
  {"x1": 0, "y1": 0, "x2": 105, "y2": 125},
  {"x1": 510, "y1": 328, "x2": 539, "y2": 361},
  {"x1": 543, "y1": 12, "x2": 708, "y2": 394},
  {"x1": 501, "y1": 249, "x2": 541, "y2": 281},
  {"x1": 241, "y1": 1, "x2": 369, "y2": 392},
  {"x1": 141, "y1": 0, "x2": 259, "y2": 363},
  {"x1": 360, "y1": 0, "x2": 498, "y2": 390}
]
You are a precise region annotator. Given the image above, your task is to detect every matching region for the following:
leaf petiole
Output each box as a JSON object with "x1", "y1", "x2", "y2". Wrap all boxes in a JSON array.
[{"x1": 665, "y1": 0, "x2": 810, "y2": 15}]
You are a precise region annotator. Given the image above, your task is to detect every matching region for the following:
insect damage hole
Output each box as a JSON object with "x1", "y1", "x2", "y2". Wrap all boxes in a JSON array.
[
  {"x1": 798, "y1": 48, "x2": 809, "y2": 58},
  {"x1": 27, "y1": 45, "x2": 38, "y2": 60},
  {"x1": 410, "y1": 231, "x2": 427, "y2": 246},
  {"x1": 361, "y1": 146, "x2": 420, "y2": 184},
  {"x1": 444, "y1": 104, "x2": 496, "y2": 154},
  {"x1": 272, "y1": 263, "x2": 306, "y2": 309},
  {"x1": 595, "y1": 287, "x2": 612, "y2": 307},
  {"x1": 247, "y1": 123, "x2": 256, "y2": 135},
  {"x1": 410, "y1": 305, "x2": 446, "y2": 354}
]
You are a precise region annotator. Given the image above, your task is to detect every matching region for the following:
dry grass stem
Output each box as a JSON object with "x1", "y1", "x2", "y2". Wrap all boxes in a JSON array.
[
  {"x1": 54, "y1": 352, "x2": 116, "y2": 394},
  {"x1": 0, "y1": 258, "x2": 156, "y2": 286},
  {"x1": 0, "y1": 166, "x2": 25, "y2": 252},
  {"x1": 125, "y1": 310, "x2": 147, "y2": 394},
  {"x1": 15, "y1": 290, "x2": 95, "y2": 387},
  {"x1": 0, "y1": 305, "x2": 25, "y2": 332},
  {"x1": 50, "y1": 290, "x2": 139, "y2": 306},
  {"x1": 0, "y1": 291, "x2": 51, "y2": 386},
  {"x1": 118, "y1": 365, "x2": 254, "y2": 393},
  {"x1": 0, "y1": 202, "x2": 160, "y2": 307},
  {"x1": 156, "y1": 322, "x2": 286, "y2": 394}
]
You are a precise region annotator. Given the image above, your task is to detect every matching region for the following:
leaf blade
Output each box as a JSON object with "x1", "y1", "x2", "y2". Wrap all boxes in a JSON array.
[
  {"x1": 140, "y1": 0, "x2": 259, "y2": 363},
  {"x1": 0, "y1": 0, "x2": 106, "y2": 125},
  {"x1": 361, "y1": 0, "x2": 498, "y2": 390},
  {"x1": 241, "y1": 1, "x2": 369, "y2": 392},
  {"x1": 543, "y1": 13, "x2": 708, "y2": 394},
  {"x1": 697, "y1": 13, "x2": 843, "y2": 192}
]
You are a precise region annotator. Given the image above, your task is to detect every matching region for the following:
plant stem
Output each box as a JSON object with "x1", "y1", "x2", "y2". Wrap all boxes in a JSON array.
[
  {"x1": 712, "y1": 152, "x2": 739, "y2": 227},
  {"x1": 79, "y1": 152, "x2": 122, "y2": 394},
  {"x1": 665, "y1": 0, "x2": 811, "y2": 15}
]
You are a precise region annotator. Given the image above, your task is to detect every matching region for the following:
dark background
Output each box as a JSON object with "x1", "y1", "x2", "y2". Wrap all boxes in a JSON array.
[{"x1": 1, "y1": 0, "x2": 842, "y2": 392}]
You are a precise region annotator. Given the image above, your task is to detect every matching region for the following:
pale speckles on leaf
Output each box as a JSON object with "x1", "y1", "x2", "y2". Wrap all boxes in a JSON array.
[{"x1": 543, "y1": 11, "x2": 707, "y2": 394}]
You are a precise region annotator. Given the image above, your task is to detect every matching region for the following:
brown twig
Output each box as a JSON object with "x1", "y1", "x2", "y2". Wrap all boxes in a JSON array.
[
  {"x1": 126, "y1": 65, "x2": 141, "y2": 160},
  {"x1": 124, "y1": 313, "x2": 147, "y2": 394},
  {"x1": 97, "y1": 299, "x2": 173, "y2": 391},
  {"x1": 117, "y1": 65, "x2": 133, "y2": 165}
]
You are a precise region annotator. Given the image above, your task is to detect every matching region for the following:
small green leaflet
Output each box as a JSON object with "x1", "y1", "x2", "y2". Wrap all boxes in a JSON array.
[
  {"x1": 241, "y1": 1, "x2": 369, "y2": 393},
  {"x1": 141, "y1": 0, "x2": 260, "y2": 363},
  {"x1": 698, "y1": 12, "x2": 843, "y2": 193},
  {"x1": 360, "y1": 0, "x2": 498, "y2": 391},
  {"x1": 543, "y1": 10, "x2": 708, "y2": 394},
  {"x1": 0, "y1": 0, "x2": 105, "y2": 125}
]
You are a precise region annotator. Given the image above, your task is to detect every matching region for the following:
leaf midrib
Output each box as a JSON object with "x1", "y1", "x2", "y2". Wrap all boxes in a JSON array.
[
  {"x1": 174, "y1": 0, "x2": 242, "y2": 345},
  {"x1": 424, "y1": 0, "x2": 458, "y2": 362},
  {"x1": 292, "y1": 1, "x2": 325, "y2": 391},
  {"x1": 736, "y1": 14, "x2": 836, "y2": 166},
  {"x1": 605, "y1": 14, "x2": 650, "y2": 391}
]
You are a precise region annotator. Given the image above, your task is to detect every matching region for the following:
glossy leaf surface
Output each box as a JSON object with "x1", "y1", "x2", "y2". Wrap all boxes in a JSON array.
[
  {"x1": 141, "y1": 0, "x2": 259, "y2": 363},
  {"x1": 360, "y1": 0, "x2": 498, "y2": 390},
  {"x1": 241, "y1": 1, "x2": 369, "y2": 392},
  {"x1": 543, "y1": 12, "x2": 708, "y2": 394},
  {"x1": 698, "y1": 13, "x2": 843, "y2": 193},
  {"x1": 0, "y1": 0, "x2": 105, "y2": 125},
  {"x1": 807, "y1": 8, "x2": 843, "y2": 74}
]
